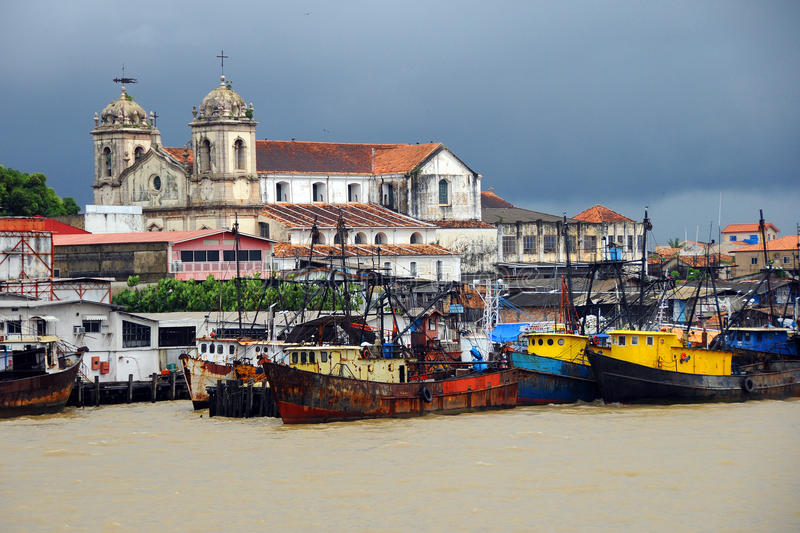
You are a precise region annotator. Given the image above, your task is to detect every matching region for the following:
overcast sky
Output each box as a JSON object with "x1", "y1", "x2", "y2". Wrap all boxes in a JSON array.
[{"x1": 1, "y1": 0, "x2": 797, "y2": 244}]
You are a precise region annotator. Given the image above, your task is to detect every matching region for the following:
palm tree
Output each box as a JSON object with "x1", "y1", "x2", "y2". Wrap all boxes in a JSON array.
[{"x1": 667, "y1": 237, "x2": 682, "y2": 249}]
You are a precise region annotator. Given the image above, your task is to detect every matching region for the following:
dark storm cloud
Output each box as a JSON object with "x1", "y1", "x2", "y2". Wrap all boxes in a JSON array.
[{"x1": 0, "y1": 0, "x2": 797, "y2": 240}]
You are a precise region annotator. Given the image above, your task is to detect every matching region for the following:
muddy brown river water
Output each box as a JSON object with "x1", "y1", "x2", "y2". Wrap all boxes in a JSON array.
[{"x1": 2, "y1": 399, "x2": 799, "y2": 532}]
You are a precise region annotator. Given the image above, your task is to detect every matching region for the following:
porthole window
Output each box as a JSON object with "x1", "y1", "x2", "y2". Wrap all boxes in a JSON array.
[
  {"x1": 153, "y1": 175, "x2": 162, "y2": 191},
  {"x1": 557, "y1": 339, "x2": 564, "y2": 345},
  {"x1": 538, "y1": 339, "x2": 543, "y2": 346},
  {"x1": 547, "y1": 339, "x2": 554, "y2": 346}
]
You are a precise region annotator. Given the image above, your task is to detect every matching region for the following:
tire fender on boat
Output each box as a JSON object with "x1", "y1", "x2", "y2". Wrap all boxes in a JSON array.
[
  {"x1": 742, "y1": 377, "x2": 755, "y2": 393},
  {"x1": 420, "y1": 385, "x2": 433, "y2": 403}
]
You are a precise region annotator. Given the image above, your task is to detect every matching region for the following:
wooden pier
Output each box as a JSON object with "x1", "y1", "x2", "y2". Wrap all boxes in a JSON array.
[
  {"x1": 207, "y1": 379, "x2": 279, "y2": 418},
  {"x1": 67, "y1": 372, "x2": 190, "y2": 407}
]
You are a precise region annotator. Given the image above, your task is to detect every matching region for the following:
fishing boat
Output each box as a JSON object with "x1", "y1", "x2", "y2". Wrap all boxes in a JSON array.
[
  {"x1": 261, "y1": 359, "x2": 521, "y2": 424},
  {"x1": 0, "y1": 339, "x2": 83, "y2": 418},
  {"x1": 585, "y1": 329, "x2": 800, "y2": 403},
  {"x1": 725, "y1": 327, "x2": 799, "y2": 359},
  {"x1": 179, "y1": 334, "x2": 283, "y2": 409},
  {"x1": 508, "y1": 331, "x2": 596, "y2": 404}
]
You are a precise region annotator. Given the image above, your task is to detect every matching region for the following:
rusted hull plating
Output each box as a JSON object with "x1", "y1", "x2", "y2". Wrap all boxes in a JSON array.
[
  {"x1": 586, "y1": 349, "x2": 800, "y2": 404},
  {"x1": 179, "y1": 354, "x2": 234, "y2": 409},
  {"x1": 262, "y1": 361, "x2": 521, "y2": 424},
  {"x1": 0, "y1": 357, "x2": 81, "y2": 418}
]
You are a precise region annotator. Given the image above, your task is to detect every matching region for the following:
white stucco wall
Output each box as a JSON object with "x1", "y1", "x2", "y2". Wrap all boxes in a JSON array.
[
  {"x1": 85, "y1": 205, "x2": 144, "y2": 233},
  {"x1": 435, "y1": 227, "x2": 496, "y2": 275}
]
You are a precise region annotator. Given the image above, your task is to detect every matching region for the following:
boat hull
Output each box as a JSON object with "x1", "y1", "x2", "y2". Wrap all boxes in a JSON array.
[
  {"x1": 0, "y1": 356, "x2": 81, "y2": 418},
  {"x1": 179, "y1": 354, "x2": 234, "y2": 409},
  {"x1": 510, "y1": 351, "x2": 597, "y2": 404},
  {"x1": 262, "y1": 361, "x2": 521, "y2": 424},
  {"x1": 586, "y1": 348, "x2": 800, "y2": 404}
]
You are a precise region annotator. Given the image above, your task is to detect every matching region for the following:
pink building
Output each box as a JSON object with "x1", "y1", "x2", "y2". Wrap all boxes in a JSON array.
[{"x1": 54, "y1": 230, "x2": 275, "y2": 282}]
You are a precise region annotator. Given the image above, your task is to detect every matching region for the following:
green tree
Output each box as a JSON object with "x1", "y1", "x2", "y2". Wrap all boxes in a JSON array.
[
  {"x1": 667, "y1": 237, "x2": 682, "y2": 248},
  {"x1": 111, "y1": 276, "x2": 362, "y2": 313},
  {"x1": 0, "y1": 165, "x2": 80, "y2": 216}
]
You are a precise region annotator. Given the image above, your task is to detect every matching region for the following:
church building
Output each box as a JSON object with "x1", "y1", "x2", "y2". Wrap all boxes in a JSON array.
[
  {"x1": 91, "y1": 76, "x2": 483, "y2": 235},
  {"x1": 90, "y1": 74, "x2": 495, "y2": 277}
]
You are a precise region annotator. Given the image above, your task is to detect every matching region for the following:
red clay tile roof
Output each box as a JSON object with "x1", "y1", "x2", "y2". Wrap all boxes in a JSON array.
[
  {"x1": 255, "y1": 141, "x2": 442, "y2": 175},
  {"x1": 432, "y1": 220, "x2": 495, "y2": 229},
  {"x1": 53, "y1": 229, "x2": 272, "y2": 246},
  {"x1": 480, "y1": 191, "x2": 514, "y2": 208},
  {"x1": 261, "y1": 203, "x2": 435, "y2": 229},
  {"x1": 655, "y1": 247, "x2": 681, "y2": 257},
  {"x1": 273, "y1": 242, "x2": 456, "y2": 258},
  {"x1": 722, "y1": 223, "x2": 779, "y2": 234},
  {"x1": 162, "y1": 147, "x2": 194, "y2": 167},
  {"x1": 573, "y1": 205, "x2": 634, "y2": 223},
  {"x1": 677, "y1": 255, "x2": 733, "y2": 267},
  {"x1": 731, "y1": 235, "x2": 800, "y2": 253}
]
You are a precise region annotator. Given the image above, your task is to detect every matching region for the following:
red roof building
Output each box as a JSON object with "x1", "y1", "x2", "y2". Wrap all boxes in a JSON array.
[{"x1": 572, "y1": 205, "x2": 634, "y2": 223}]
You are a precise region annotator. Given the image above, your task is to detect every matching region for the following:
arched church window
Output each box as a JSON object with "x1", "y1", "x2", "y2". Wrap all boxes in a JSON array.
[
  {"x1": 235, "y1": 139, "x2": 245, "y2": 170},
  {"x1": 438, "y1": 179, "x2": 449, "y2": 205},
  {"x1": 410, "y1": 232, "x2": 423, "y2": 244},
  {"x1": 312, "y1": 182, "x2": 326, "y2": 202},
  {"x1": 374, "y1": 232, "x2": 387, "y2": 245},
  {"x1": 276, "y1": 182, "x2": 289, "y2": 202},
  {"x1": 348, "y1": 183, "x2": 361, "y2": 202},
  {"x1": 312, "y1": 232, "x2": 326, "y2": 245},
  {"x1": 354, "y1": 232, "x2": 366, "y2": 244},
  {"x1": 103, "y1": 147, "x2": 112, "y2": 177},
  {"x1": 134, "y1": 146, "x2": 145, "y2": 162},
  {"x1": 200, "y1": 140, "x2": 211, "y2": 172}
]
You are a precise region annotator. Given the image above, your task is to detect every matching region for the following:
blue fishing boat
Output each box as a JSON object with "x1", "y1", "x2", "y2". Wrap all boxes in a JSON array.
[{"x1": 507, "y1": 331, "x2": 597, "y2": 404}]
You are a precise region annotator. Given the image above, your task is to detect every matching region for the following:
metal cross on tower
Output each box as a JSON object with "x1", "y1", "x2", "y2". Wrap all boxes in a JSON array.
[{"x1": 216, "y1": 50, "x2": 229, "y2": 76}]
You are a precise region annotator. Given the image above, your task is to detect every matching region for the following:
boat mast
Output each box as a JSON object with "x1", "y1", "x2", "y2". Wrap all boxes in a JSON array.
[
  {"x1": 759, "y1": 210, "x2": 777, "y2": 326},
  {"x1": 562, "y1": 215, "x2": 578, "y2": 332},
  {"x1": 638, "y1": 209, "x2": 651, "y2": 330},
  {"x1": 233, "y1": 213, "x2": 243, "y2": 336}
]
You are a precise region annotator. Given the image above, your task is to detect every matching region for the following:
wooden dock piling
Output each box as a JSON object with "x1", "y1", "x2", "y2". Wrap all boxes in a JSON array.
[
  {"x1": 206, "y1": 380, "x2": 277, "y2": 418},
  {"x1": 67, "y1": 371, "x2": 189, "y2": 407}
]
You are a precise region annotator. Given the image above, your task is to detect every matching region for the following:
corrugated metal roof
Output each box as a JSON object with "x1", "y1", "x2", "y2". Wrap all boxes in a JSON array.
[
  {"x1": 433, "y1": 220, "x2": 495, "y2": 229},
  {"x1": 273, "y1": 242, "x2": 456, "y2": 258},
  {"x1": 261, "y1": 203, "x2": 436, "y2": 229},
  {"x1": 482, "y1": 207, "x2": 571, "y2": 224},
  {"x1": 55, "y1": 229, "x2": 229, "y2": 246}
]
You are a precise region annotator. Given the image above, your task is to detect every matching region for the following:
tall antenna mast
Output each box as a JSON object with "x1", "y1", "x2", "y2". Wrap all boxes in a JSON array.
[{"x1": 112, "y1": 64, "x2": 138, "y2": 86}]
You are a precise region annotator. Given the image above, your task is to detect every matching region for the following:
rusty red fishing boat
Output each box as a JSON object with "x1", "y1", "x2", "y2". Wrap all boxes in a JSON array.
[
  {"x1": 260, "y1": 359, "x2": 522, "y2": 424},
  {"x1": 0, "y1": 342, "x2": 83, "y2": 418}
]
